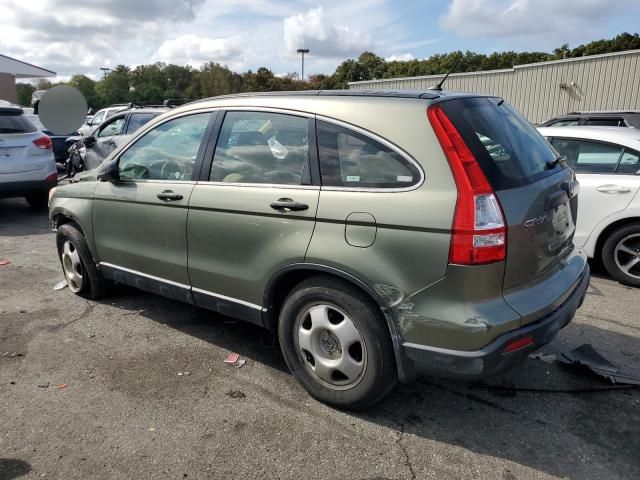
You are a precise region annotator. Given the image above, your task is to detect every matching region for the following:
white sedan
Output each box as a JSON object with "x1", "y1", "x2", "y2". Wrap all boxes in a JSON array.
[
  {"x1": 538, "y1": 126, "x2": 640, "y2": 286},
  {"x1": 0, "y1": 101, "x2": 57, "y2": 208}
]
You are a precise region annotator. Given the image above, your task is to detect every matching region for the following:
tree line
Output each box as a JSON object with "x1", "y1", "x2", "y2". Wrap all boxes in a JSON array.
[{"x1": 16, "y1": 32, "x2": 640, "y2": 109}]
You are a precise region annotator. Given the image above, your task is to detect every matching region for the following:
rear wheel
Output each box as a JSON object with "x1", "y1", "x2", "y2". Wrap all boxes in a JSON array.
[
  {"x1": 56, "y1": 223, "x2": 108, "y2": 299},
  {"x1": 25, "y1": 191, "x2": 49, "y2": 209},
  {"x1": 602, "y1": 223, "x2": 640, "y2": 287},
  {"x1": 278, "y1": 276, "x2": 397, "y2": 410}
]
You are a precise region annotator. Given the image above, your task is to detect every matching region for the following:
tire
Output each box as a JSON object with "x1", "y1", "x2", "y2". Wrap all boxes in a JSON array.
[
  {"x1": 601, "y1": 223, "x2": 640, "y2": 287},
  {"x1": 56, "y1": 223, "x2": 108, "y2": 299},
  {"x1": 278, "y1": 275, "x2": 397, "y2": 410},
  {"x1": 25, "y1": 191, "x2": 49, "y2": 209}
]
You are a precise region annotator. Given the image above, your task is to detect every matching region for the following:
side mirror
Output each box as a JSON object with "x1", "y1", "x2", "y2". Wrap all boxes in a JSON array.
[
  {"x1": 84, "y1": 136, "x2": 96, "y2": 148},
  {"x1": 97, "y1": 159, "x2": 119, "y2": 182}
]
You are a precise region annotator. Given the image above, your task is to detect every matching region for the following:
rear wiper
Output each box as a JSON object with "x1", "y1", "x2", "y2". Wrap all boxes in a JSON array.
[{"x1": 546, "y1": 154, "x2": 566, "y2": 170}]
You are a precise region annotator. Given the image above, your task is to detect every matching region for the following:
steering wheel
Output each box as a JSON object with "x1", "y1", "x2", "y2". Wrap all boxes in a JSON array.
[{"x1": 160, "y1": 160, "x2": 185, "y2": 181}]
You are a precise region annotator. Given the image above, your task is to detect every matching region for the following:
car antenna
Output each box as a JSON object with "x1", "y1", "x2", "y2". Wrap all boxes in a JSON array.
[{"x1": 428, "y1": 56, "x2": 462, "y2": 91}]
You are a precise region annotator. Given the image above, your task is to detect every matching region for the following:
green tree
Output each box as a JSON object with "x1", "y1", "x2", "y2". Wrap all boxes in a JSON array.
[
  {"x1": 68, "y1": 75, "x2": 98, "y2": 108},
  {"x1": 16, "y1": 83, "x2": 36, "y2": 106}
]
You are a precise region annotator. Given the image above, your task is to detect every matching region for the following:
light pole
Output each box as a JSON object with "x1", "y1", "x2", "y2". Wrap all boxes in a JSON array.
[
  {"x1": 99, "y1": 67, "x2": 110, "y2": 79},
  {"x1": 296, "y1": 48, "x2": 309, "y2": 81}
]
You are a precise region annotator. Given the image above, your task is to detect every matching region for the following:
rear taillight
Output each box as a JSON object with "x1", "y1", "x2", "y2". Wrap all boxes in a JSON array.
[
  {"x1": 427, "y1": 104, "x2": 506, "y2": 265},
  {"x1": 33, "y1": 135, "x2": 52, "y2": 150}
]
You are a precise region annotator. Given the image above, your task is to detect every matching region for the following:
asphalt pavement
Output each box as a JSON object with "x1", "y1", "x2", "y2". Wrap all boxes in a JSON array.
[{"x1": 1, "y1": 197, "x2": 639, "y2": 480}]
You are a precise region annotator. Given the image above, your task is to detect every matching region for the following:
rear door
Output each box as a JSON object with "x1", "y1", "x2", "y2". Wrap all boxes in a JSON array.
[
  {"x1": 187, "y1": 109, "x2": 319, "y2": 323},
  {"x1": 0, "y1": 109, "x2": 44, "y2": 174},
  {"x1": 549, "y1": 138, "x2": 640, "y2": 247},
  {"x1": 440, "y1": 97, "x2": 583, "y2": 323}
]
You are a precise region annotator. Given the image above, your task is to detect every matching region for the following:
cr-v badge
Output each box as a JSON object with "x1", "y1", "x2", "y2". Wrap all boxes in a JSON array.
[{"x1": 524, "y1": 215, "x2": 547, "y2": 227}]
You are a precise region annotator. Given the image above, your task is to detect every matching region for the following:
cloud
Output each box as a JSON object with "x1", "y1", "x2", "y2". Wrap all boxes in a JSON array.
[
  {"x1": 385, "y1": 53, "x2": 416, "y2": 62},
  {"x1": 283, "y1": 7, "x2": 373, "y2": 58},
  {"x1": 440, "y1": 0, "x2": 629, "y2": 38},
  {"x1": 152, "y1": 34, "x2": 247, "y2": 68}
]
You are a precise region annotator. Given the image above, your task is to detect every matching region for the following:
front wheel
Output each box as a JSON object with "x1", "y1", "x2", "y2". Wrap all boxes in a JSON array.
[
  {"x1": 56, "y1": 223, "x2": 108, "y2": 299},
  {"x1": 278, "y1": 276, "x2": 397, "y2": 410},
  {"x1": 602, "y1": 223, "x2": 640, "y2": 287}
]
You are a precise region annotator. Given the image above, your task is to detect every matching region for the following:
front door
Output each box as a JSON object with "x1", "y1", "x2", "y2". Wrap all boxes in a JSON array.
[
  {"x1": 86, "y1": 115, "x2": 126, "y2": 170},
  {"x1": 93, "y1": 111, "x2": 215, "y2": 301},
  {"x1": 187, "y1": 110, "x2": 319, "y2": 323}
]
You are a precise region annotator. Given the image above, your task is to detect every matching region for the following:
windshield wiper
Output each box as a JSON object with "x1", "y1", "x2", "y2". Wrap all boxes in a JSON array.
[{"x1": 546, "y1": 154, "x2": 566, "y2": 170}]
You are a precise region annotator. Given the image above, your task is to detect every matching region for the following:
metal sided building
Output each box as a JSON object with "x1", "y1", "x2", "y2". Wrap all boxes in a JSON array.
[{"x1": 349, "y1": 49, "x2": 640, "y2": 124}]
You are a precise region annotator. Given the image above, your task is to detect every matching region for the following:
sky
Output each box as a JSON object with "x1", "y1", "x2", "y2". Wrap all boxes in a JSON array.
[{"x1": 2, "y1": 0, "x2": 640, "y2": 82}]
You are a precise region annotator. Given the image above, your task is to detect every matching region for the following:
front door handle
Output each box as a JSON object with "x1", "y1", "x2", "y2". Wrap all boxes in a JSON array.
[
  {"x1": 596, "y1": 184, "x2": 631, "y2": 194},
  {"x1": 270, "y1": 198, "x2": 309, "y2": 211},
  {"x1": 157, "y1": 190, "x2": 183, "y2": 201}
]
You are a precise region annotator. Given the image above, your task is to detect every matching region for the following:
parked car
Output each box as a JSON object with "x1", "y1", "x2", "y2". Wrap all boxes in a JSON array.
[
  {"x1": 49, "y1": 91, "x2": 589, "y2": 409},
  {"x1": 539, "y1": 126, "x2": 640, "y2": 286},
  {"x1": 66, "y1": 106, "x2": 168, "y2": 175},
  {"x1": 26, "y1": 114, "x2": 79, "y2": 165},
  {"x1": 76, "y1": 105, "x2": 128, "y2": 137},
  {"x1": 540, "y1": 111, "x2": 640, "y2": 128},
  {"x1": 0, "y1": 101, "x2": 57, "y2": 208}
]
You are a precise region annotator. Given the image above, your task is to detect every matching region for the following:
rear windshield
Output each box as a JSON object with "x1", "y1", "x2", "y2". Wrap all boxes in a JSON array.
[
  {"x1": 0, "y1": 110, "x2": 38, "y2": 134},
  {"x1": 440, "y1": 97, "x2": 559, "y2": 190}
]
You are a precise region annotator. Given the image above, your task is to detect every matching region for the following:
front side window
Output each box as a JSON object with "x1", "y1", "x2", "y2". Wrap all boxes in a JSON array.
[
  {"x1": 97, "y1": 117, "x2": 125, "y2": 138},
  {"x1": 551, "y1": 138, "x2": 622, "y2": 173},
  {"x1": 118, "y1": 112, "x2": 210, "y2": 181},
  {"x1": 210, "y1": 111, "x2": 310, "y2": 185},
  {"x1": 317, "y1": 120, "x2": 419, "y2": 188},
  {"x1": 91, "y1": 111, "x2": 106, "y2": 125}
]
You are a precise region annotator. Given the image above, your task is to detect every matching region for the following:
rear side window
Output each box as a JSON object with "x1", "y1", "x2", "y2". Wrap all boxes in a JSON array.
[
  {"x1": 317, "y1": 120, "x2": 419, "y2": 189},
  {"x1": 126, "y1": 113, "x2": 157, "y2": 134},
  {"x1": 551, "y1": 137, "x2": 639, "y2": 174},
  {"x1": 0, "y1": 111, "x2": 37, "y2": 134},
  {"x1": 440, "y1": 97, "x2": 558, "y2": 190},
  {"x1": 585, "y1": 117, "x2": 625, "y2": 127},
  {"x1": 618, "y1": 150, "x2": 640, "y2": 174}
]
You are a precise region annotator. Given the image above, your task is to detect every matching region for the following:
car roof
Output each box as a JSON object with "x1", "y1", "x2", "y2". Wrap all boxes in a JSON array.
[
  {"x1": 184, "y1": 89, "x2": 489, "y2": 108},
  {"x1": 566, "y1": 110, "x2": 640, "y2": 115},
  {"x1": 537, "y1": 126, "x2": 640, "y2": 149}
]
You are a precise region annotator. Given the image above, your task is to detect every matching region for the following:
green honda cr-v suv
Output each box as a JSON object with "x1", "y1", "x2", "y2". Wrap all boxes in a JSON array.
[{"x1": 49, "y1": 90, "x2": 590, "y2": 409}]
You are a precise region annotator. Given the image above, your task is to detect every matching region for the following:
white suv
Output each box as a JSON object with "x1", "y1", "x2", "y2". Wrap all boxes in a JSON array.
[
  {"x1": 0, "y1": 101, "x2": 57, "y2": 208},
  {"x1": 539, "y1": 126, "x2": 640, "y2": 286},
  {"x1": 77, "y1": 106, "x2": 127, "y2": 137}
]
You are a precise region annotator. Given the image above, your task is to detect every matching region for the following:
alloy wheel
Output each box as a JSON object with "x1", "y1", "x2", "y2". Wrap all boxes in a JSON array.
[
  {"x1": 614, "y1": 233, "x2": 640, "y2": 280},
  {"x1": 61, "y1": 240, "x2": 84, "y2": 292}
]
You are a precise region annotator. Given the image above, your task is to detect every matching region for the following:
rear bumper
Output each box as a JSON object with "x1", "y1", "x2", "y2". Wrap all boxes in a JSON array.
[
  {"x1": 402, "y1": 263, "x2": 590, "y2": 380},
  {"x1": 0, "y1": 176, "x2": 57, "y2": 198}
]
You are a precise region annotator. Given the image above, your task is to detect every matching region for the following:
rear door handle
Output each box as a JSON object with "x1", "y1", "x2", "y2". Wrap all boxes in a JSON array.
[
  {"x1": 270, "y1": 198, "x2": 309, "y2": 211},
  {"x1": 596, "y1": 184, "x2": 631, "y2": 194},
  {"x1": 157, "y1": 190, "x2": 183, "y2": 201}
]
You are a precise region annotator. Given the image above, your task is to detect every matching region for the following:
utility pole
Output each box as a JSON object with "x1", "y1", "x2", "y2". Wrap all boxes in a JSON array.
[
  {"x1": 296, "y1": 48, "x2": 310, "y2": 81},
  {"x1": 100, "y1": 67, "x2": 110, "y2": 79}
]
